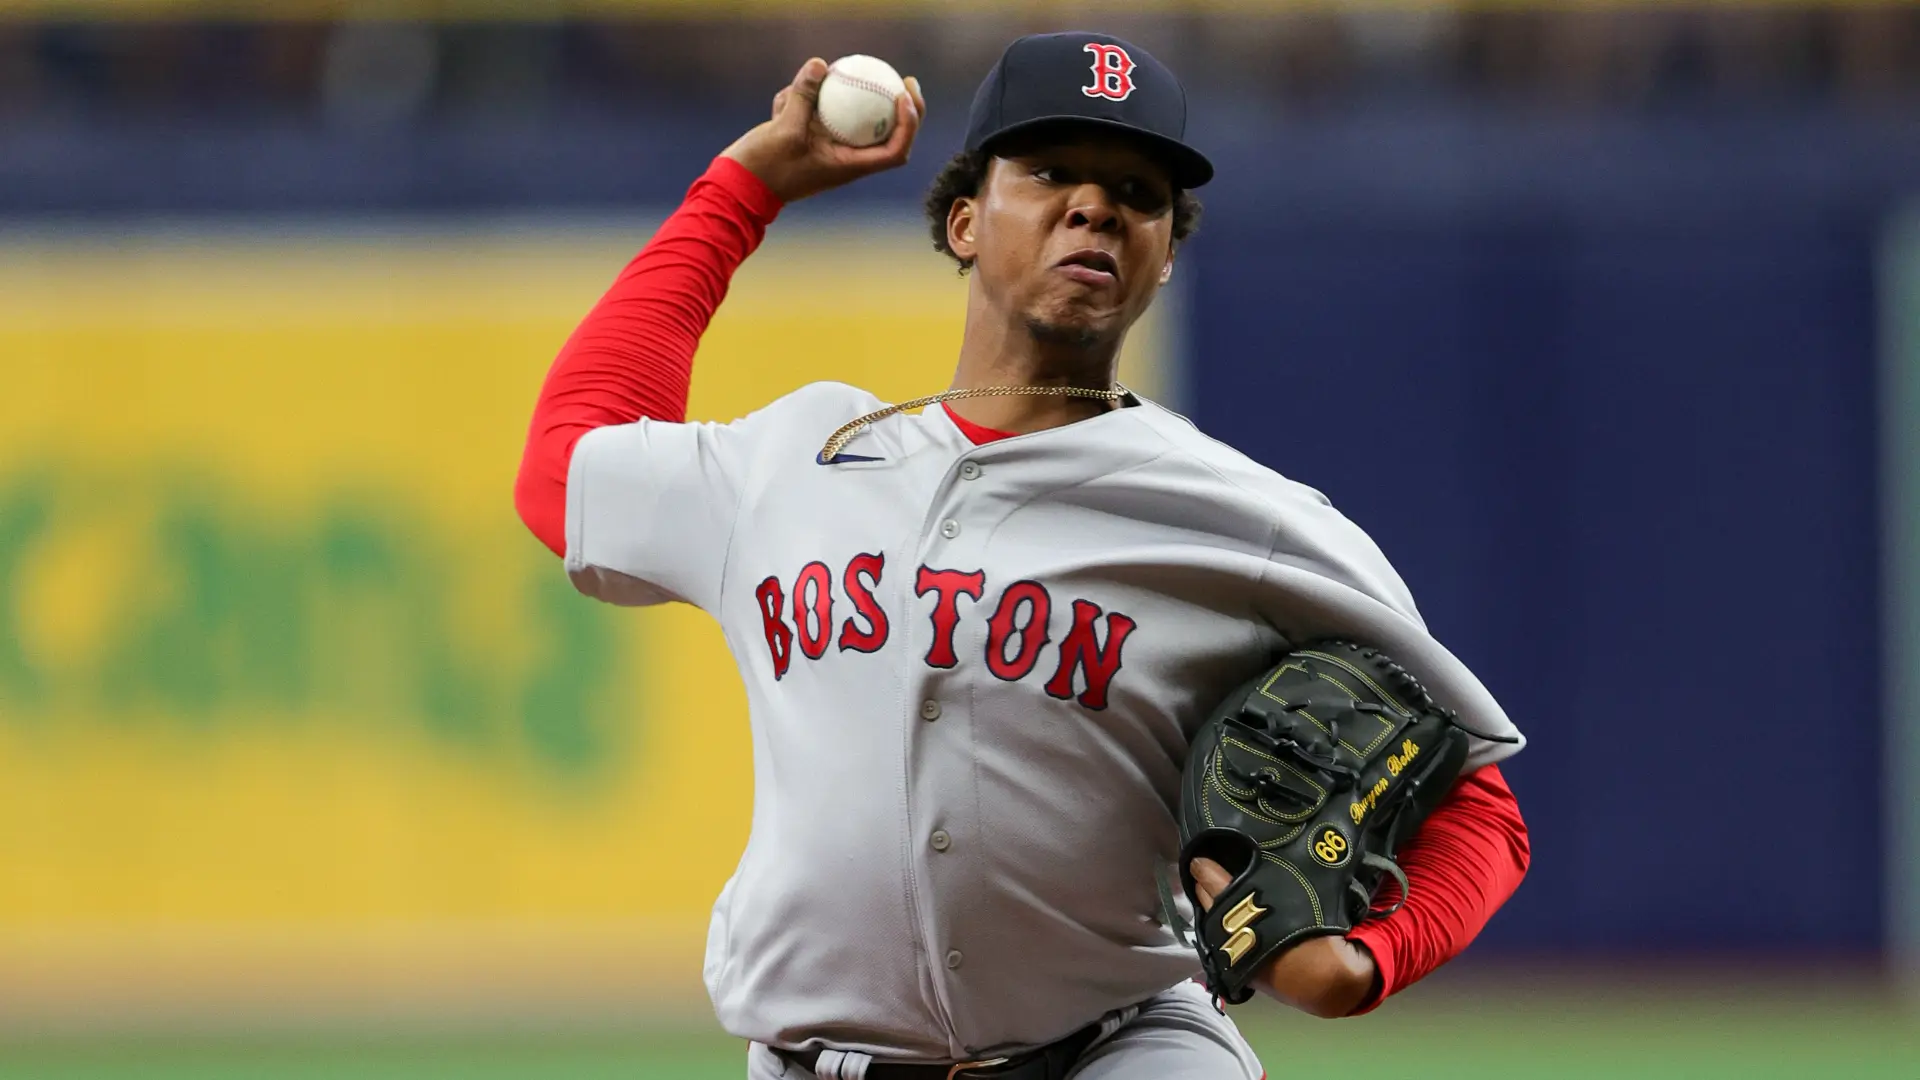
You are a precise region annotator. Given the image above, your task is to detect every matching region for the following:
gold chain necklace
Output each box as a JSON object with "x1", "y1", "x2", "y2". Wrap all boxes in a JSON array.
[{"x1": 817, "y1": 383, "x2": 1128, "y2": 463}]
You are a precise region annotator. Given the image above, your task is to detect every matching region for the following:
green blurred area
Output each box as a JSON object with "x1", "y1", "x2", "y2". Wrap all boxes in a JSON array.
[{"x1": 5, "y1": 987, "x2": 1916, "y2": 1080}]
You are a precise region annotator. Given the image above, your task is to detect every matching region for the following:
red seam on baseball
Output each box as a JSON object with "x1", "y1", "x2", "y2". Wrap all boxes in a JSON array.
[{"x1": 820, "y1": 65, "x2": 903, "y2": 142}]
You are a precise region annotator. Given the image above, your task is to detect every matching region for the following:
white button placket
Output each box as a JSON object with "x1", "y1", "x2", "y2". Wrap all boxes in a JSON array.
[{"x1": 914, "y1": 454, "x2": 987, "y2": 998}]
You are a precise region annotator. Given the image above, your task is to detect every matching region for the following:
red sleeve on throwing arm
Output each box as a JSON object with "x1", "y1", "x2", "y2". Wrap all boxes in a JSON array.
[
  {"x1": 1344, "y1": 763, "x2": 1529, "y2": 1014},
  {"x1": 513, "y1": 156, "x2": 784, "y2": 557}
]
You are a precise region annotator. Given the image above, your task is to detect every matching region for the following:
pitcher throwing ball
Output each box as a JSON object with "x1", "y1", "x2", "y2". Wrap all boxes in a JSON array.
[{"x1": 516, "y1": 31, "x2": 1530, "y2": 1080}]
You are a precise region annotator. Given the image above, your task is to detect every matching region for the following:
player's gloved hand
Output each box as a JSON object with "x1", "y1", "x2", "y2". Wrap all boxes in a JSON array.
[
  {"x1": 1190, "y1": 856, "x2": 1379, "y2": 1018},
  {"x1": 722, "y1": 58, "x2": 925, "y2": 204}
]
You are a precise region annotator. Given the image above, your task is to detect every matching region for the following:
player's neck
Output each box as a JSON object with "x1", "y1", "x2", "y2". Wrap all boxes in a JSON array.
[{"x1": 947, "y1": 309, "x2": 1125, "y2": 435}]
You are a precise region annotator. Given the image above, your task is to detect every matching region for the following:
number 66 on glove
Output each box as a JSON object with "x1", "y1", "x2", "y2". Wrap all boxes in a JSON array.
[{"x1": 1162, "y1": 641, "x2": 1509, "y2": 1006}]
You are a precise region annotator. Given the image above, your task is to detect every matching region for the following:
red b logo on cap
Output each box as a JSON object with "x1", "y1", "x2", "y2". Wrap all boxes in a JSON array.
[{"x1": 1081, "y1": 43, "x2": 1136, "y2": 101}]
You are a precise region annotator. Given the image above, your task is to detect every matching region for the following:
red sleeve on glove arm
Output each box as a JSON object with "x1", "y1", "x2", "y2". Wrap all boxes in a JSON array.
[
  {"x1": 1344, "y1": 763, "x2": 1530, "y2": 1014},
  {"x1": 513, "y1": 156, "x2": 784, "y2": 556}
]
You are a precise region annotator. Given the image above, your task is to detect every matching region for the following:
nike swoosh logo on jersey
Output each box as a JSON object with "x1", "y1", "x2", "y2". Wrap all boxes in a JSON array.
[{"x1": 817, "y1": 452, "x2": 886, "y2": 464}]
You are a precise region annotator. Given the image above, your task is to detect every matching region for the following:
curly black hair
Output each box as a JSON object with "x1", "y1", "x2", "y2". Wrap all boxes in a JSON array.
[{"x1": 923, "y1": 146, "x2": 1203, "y2": 273}]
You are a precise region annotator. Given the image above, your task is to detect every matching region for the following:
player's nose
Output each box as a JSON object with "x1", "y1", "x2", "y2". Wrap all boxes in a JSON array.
[{"x1": 1064, "y1": 187, "x2": 1122, "y2": 233}]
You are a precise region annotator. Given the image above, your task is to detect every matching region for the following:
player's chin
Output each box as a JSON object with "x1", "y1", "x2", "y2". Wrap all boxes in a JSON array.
[
  {"x1": 1024, "y1": 314, "x2": 1118, "y2": 350},
  {"x1": 1024, "y1": 301, "x2": 1124, "y2": 347}
]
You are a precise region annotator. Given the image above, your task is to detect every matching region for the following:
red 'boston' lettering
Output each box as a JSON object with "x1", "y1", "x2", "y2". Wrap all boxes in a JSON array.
[
  {"x1": 1044, "y1": 599, "x2": 1137, "y2": 710},
  {"x1": 915, "y1": 566, "x2": 986, "y2": 669},
  {"x1": 755, "y1": 575, "x2": 794, "y2": 680},
  {"x1": 838, "y1": 552, "x2": 890, "y2": 654},
  {"x1": 793, "y1": 561, "x2": 833, "y2": 661},
  {"x1": 985, "y1": 580, "x2": 1052, "y2": 682}
]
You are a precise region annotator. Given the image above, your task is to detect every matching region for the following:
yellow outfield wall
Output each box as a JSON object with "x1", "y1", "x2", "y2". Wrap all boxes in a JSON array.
[{"x1": 0, "y1": 221, "x2": 1172, "y2": 1026}]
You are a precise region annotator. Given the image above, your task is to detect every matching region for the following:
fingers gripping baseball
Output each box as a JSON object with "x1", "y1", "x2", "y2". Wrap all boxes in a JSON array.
[
  {"x1": 772, "y1": 58, "x2": 826, "y2": 136},
  {"x1": 726, "y1": 57, "x2": 924, "y2": 204}
]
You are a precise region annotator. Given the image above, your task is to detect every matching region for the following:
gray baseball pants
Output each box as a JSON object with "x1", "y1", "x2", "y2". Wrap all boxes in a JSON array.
[{"x1": 746, "y1": 980, "x2": 1264, "y2": 1079}]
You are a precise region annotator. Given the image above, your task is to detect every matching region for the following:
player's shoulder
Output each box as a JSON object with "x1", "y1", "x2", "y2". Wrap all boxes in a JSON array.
[
  {"x1": 1119, "y1": 400, "x2": 1417, "y2": 604},
  {"x1": 1120, "y1": 400, "x2": 1338, "y2": 513},
  {"x1": 748, "y1": 381, "x2": 886, "y2": 425},
  {"x1": 717, "y1": 381, "x2": 886, "y2": 450}
]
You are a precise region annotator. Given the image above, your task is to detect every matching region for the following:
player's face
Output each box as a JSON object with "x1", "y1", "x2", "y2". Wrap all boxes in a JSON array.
[{"x1": 953, "y1": 133, "x2": 1177, "y2": 350}]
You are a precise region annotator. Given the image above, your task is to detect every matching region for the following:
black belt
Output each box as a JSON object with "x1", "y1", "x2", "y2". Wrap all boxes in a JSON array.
[{"x1": 774, "y1": 1022, "x2": 1103, "y2": 1080}]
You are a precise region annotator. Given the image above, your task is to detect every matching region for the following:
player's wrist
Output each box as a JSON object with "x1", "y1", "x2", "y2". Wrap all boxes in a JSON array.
[
  {"x1": 1341, "y1": 930, "x2": 1390, "y2": 1016},
  {"x1": 1308, "y1": 936, "x2": 1376, "y2": 1018},
  {"x1": 1335, "y1": 935, "x2": 1384, "y2": 1015},
  {"x1": 705, "y1": 155, "x2": 786, "y2": 222},
  {"x1": 1256, "y1": 935, "x2": 1378, "y2": 1018},
  {"x1": 717, "y1": 142, "x2": 799, "y2": 204}
]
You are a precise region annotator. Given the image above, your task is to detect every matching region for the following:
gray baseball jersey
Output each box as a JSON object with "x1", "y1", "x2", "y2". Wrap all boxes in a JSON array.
[{"x1": 564, "y1": 381, "x2": 1525, "y2": 1063}]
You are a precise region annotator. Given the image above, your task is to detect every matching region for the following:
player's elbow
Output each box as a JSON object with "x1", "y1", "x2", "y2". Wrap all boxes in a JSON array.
[
  {"x1": 1505, "y1": 813, "x2": 1531, "y2": 890},
  {"x1": 1495, "y1": 777, "x2": 1531, "y2": 879},
  {"x1": 514, "y1": 458, "x2": 567, "y2": 558},
  {"x1": 1468, "y1": 763, "x2": 1531, "y2": 880}
]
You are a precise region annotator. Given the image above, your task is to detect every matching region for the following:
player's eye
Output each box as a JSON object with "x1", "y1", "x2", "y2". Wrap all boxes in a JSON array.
[
  {"x1": 1032, "y1": 165, "x2": 1069, "y2": 184},
  {"x1": 1117, "y1": 178, "x2": 1171, "y2": 213}
]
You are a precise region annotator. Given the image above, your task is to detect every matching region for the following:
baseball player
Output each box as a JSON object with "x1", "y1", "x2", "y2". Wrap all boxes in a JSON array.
[{"x1": 516, "y1": 32, "x2": 1530, "y2": 1080}]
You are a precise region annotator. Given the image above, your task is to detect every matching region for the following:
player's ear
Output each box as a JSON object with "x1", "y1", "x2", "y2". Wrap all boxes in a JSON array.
[
  {"x1": 947, "y1": 196, "x2": 978, "y2": 264},
  {"x1": 1159, "y1": 247, "x2": 1176, "y2": 286}
]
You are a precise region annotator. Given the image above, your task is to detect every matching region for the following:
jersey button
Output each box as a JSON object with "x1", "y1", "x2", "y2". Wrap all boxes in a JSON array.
[
  {"x1": 946, "y1": 950, "x2": 964, "y2": 970},
  {"x1": 940, "y1": 519, "x2": 961, "y2": 539},
  {"x1": 920, "y1": 700, "x2": 942, "y2": 721},
  {"x1": 960, "y1": 462, "x2": 982, "y2": 481},
  {"x1": 931, "y1": 830, "x2": 951, "y2": 852}
]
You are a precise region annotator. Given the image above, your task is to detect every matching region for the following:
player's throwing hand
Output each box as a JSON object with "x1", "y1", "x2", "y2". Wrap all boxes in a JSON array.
[{"x1": 722, "y1": 58, "x2": 925, "y2": 204}]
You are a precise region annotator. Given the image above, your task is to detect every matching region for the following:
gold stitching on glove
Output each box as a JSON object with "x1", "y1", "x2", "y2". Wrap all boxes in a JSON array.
[
  {"x1": 1256, "y1": 654, "x2": 1404, "y2": 757},
  {"x1": 1214, "y1": 739, "x2": 1323, "y2": 823},
  {"x1": 1258, "y1": 852, "x2": 1323, "y2": 926}
]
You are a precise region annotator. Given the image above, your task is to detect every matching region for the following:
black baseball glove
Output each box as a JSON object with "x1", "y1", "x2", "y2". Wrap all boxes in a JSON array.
[{"x1": 1163, "y1": 641, "x2": 1494, "y2": 1006}]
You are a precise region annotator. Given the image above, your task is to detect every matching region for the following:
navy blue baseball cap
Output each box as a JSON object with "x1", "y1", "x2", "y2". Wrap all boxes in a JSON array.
[{"x1": 965, "y1": 31, "x2": 1213, "y2": 189}]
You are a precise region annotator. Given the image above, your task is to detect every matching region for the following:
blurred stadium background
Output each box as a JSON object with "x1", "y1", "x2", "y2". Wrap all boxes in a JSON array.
[{"x1": 2, "y1": 0, "x2": 1920, "y2": 1076}]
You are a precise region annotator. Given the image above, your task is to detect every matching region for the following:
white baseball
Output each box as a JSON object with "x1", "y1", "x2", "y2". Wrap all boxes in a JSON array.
[{"x1": 815, "y1": 55, "x2": 907, "y2": 148}]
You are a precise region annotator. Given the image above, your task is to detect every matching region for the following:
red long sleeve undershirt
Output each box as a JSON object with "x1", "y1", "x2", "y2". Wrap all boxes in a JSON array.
[
  {"x1": 514, "y1": 156, "x2": 783, "y2": 557},
  {"x1": 513, "y1": 155, "x2": 1530, "y2": 1012},
  {"x1": 1345, "y1": 762, "x2": 1528, "y2": 1011}
]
